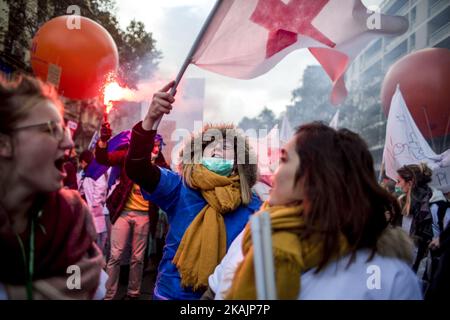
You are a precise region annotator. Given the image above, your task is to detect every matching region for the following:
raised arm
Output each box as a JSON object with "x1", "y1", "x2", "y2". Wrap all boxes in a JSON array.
[
  {"x1": 125, "y1": 81, "x2": 176, "y2": 193},
  {"x1": 94, "y1": 122, "x2": 127, "y2": 166},
  {"x1": 95, "y1": 144, "x2": 127, "y2": 167},
  {"x1": 125, "y1": 122, "x2": 161, "y2": 193}
]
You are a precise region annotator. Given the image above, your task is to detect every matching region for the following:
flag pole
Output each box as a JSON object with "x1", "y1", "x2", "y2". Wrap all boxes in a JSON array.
[
  {"x1": 250, "y1": 215, "x2": 266, "y2": 299},
  {"x1": 250, "y1": 211, "x2": 277, "y2": 300},
  {"x1": 152, "y1": 0, "x2": 223, "y2": 130},
  {"x1": 260, "y1": 211, "x2": 276, "y2": 300}
]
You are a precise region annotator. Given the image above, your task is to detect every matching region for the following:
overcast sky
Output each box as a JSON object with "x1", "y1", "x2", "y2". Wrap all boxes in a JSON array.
[{"x1": 114, "y1": 0, "x2": 383, "y2": 124}]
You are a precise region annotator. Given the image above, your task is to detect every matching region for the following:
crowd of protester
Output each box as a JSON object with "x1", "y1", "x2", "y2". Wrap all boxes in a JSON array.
[{"x1": 0, "y1": 75, "x2": 449, "y2": 300}]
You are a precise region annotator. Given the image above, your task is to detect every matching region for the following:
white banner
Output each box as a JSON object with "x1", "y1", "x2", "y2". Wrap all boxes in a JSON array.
[
  {"x1": 279, "y1": 113, "x2": 294, "y2": 145},
  {"x1": 329, "y1": 109, "x2": 340, "y2": 129},
  {"x1": 383, "y1": 85, "x2": 450, "y2": 192}
]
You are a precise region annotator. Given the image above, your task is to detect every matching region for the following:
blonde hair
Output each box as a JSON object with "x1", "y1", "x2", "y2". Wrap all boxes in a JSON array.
[
  {"x1": 179, "y1": 124, "x2": 257, "y2": 206},
  {"x1": 402, "y1": 192, "x2": 412, "y2": 217},
  {"x1": 0, "y1": 75, "x2": 63, "y2": 199}
]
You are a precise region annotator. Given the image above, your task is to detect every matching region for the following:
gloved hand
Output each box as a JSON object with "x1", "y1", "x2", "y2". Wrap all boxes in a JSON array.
[{"x1": 100, "y1": 122, "x2": 112, "y2": 142}]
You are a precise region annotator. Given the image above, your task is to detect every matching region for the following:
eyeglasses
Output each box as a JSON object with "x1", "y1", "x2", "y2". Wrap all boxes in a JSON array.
[{"x1": 13, "y1": 121, "x2": 71, "y2": 142}]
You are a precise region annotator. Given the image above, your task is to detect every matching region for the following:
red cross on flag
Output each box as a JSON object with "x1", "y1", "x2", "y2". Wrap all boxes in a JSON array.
[{"x1": 191, "y1": 0, "x2": 408, "y2": 105}]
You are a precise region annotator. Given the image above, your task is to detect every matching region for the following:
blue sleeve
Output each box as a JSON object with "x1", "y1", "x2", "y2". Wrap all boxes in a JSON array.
[
  {"x1": 430, "y1": 204, "x2": 440, "y2": 238},
  {"x1": 140, "y1": 167, "x2": 182, "y2": 214},
  {"x1": 444, "y1": 208, "x2": 450, "y2": 231}
]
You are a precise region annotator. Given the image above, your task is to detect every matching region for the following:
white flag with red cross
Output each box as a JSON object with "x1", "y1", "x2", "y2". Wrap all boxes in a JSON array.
[{"x1": 192, "y1": 0, "x2": 408, "y2": 105}]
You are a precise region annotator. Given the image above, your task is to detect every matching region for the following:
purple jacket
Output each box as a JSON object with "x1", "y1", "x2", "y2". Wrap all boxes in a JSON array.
[{"x1": 95, "y1": 142, "x2": 168, "y2": 232}]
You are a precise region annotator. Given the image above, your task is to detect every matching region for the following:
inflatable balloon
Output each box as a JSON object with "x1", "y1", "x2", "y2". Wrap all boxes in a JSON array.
[
  {"x1": 31, "y1": 15, "x2": 119, "y2": 100},
  {"x1": 381, "y1": 48, "x2": 450, "y2": 139}
]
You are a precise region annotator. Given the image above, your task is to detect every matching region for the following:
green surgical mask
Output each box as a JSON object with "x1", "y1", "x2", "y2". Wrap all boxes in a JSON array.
[
  {"x1": 201, "y1": 157, "x2": 234, "y2": 176},
  {"x1": 395, "y1": 186, "x2": 404, "y2": 195}
]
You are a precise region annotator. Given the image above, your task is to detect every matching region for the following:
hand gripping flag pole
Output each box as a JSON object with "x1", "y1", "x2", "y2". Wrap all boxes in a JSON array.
[{"x1": 151, "y1": 0, "x2": 223, "y2": 130}]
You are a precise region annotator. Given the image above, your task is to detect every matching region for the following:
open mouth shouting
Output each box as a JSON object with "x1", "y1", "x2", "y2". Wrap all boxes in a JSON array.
[{"x1": 54, "y1": 155, "x2": 68, "y2": 179}]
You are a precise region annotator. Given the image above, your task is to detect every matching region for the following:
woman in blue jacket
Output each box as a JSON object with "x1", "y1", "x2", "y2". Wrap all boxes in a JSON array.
[{"x1": 125, "y1": 82, "x2": 261, "y2": 299}]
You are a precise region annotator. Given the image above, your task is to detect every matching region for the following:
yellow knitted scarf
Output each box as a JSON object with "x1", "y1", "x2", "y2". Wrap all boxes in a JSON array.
[
  {"x1": 172, "y1": 164, "x2": 242, "y2": 291},
  {"x1": 226, "y1": 202, "x2": 349, "y2": 299}
]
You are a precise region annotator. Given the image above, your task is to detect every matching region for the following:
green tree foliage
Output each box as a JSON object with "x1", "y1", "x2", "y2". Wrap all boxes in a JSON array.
[
  {"x1": 238, "y1": 65, "x2": 336, "y2": 132},
  {"x1": 236, "y1": 62, "x2": 389, "y2": 167},
  {"x1": 238, "y1": 107, "x2": 277, "y2": 132},
  {"x1": 238, "y1": 116, "x2": 262, "y2": 132},
  {"x1": 285, "y1": 65, "x2": 335, "y2": 127},
  {"x1": 257, "y1": 107, "x2": 277, "y2": 130},
  {"x1": 119, "y1": 19, "x2": 161, "y2": 87},
  {"x1": 2, "y1": 0, "x2": 161, "y2": 88}
]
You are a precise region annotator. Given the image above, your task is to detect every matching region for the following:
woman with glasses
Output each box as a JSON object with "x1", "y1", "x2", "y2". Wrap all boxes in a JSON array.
[{"x1": 0, "y1": 75, "x2": 104, "y2": 299}]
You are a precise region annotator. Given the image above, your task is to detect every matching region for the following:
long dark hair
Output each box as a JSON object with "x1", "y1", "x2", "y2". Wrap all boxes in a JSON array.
[
  {"x1": 293, "y1": 122, "x2": 400, "y2": 271},
  {"x1": 397, "y1": 163, "x2": 433, "y2": 217}
]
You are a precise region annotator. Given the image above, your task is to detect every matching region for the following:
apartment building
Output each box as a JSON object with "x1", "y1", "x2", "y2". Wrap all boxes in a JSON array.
[{"x1": 346, "y1": 0, "x2": 450, "y2": 169}]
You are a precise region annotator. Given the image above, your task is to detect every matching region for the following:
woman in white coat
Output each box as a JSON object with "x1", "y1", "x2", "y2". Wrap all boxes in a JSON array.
[{"x1": 205, "y1": 122, "x2": 422, "y2": 300}]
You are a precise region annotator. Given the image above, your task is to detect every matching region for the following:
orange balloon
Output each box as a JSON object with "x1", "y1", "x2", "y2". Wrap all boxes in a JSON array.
[
  {"x1": 31, "y1": 16, "x2": 119, "y2": 100},
  {"x1": 381, "y1": 48, "x2": 450, "y2": 139}
]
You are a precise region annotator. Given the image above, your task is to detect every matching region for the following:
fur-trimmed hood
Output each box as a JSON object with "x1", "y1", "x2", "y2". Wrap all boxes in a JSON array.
[{"x1": 178, "y1": 123, "x2": 258, "y2": 188}]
